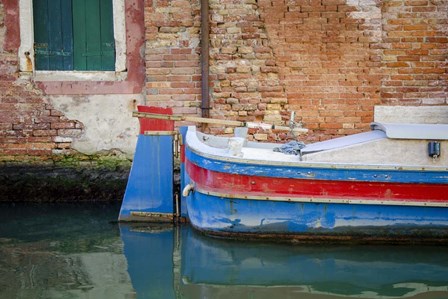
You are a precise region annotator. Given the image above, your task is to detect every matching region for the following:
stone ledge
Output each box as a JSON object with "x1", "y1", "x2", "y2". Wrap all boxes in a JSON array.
[
  {"x1": 374, "y1": 106, "x2": 448, "y2": 124},
  {"x1": 0, "y1": 164, "x2": 130, "y2": 202}
]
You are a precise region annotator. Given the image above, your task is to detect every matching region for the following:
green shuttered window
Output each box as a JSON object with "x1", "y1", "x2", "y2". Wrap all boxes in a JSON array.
[{"x1": 33, "y1": 0, "x2": 115, "y2": 71}]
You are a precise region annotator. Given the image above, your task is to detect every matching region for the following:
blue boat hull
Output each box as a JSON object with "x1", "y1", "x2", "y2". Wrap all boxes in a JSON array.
[
  {"x1": 187, "y1": 192, "x2": 448, "y2": 242},
  {"x1": 183, "y1": 124, "x2": 448, "y2": 242}
]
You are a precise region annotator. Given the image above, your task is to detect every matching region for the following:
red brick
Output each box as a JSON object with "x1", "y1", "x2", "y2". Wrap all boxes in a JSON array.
[
  {"x1": 404, "y1": 0, "x2": 429, "y2": 5},
  {"x1": 33, "y1": 130, "x2": 58, "y2": 137},
  {"x1": 51, "y1": 122, "x2": 75, "y2": 129}
]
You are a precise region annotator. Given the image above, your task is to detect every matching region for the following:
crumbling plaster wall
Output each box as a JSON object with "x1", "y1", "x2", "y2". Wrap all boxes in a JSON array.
[
  {"x1": 0, "y1": 0, "x2": 145, "y2": 163},
  {"x1": 48, "y1": 96, "x2": 142, "y2": 156}
]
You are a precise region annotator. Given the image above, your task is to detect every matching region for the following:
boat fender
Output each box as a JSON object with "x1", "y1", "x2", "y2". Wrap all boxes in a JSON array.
[{"x1": 182, "y1": 183, "x2": 195, "y2": 197}]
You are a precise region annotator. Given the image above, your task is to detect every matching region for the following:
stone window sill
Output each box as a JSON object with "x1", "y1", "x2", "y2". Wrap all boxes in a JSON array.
[{"x1": 20, "y1": 71, "x2": 128, "y2": 82}]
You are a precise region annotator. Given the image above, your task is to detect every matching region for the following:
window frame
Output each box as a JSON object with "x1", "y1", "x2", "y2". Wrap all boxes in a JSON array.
[{"x1": 18, "y1": 0, "x2": 127, "y2": 81}]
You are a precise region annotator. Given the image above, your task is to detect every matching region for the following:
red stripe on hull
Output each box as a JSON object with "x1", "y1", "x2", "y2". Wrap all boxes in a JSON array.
[{"x1": 186, "y1": 160, "x2": 448, "y2": 203}]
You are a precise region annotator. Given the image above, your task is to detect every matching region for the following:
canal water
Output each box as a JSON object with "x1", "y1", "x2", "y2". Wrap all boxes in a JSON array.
[{"x1": 1, "y1": 203, "x2": 447, "y2": 299}]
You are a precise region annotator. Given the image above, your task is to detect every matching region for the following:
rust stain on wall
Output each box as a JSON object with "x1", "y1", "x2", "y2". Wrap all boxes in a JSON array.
[{"x1": 24, "y1": 52, "x2": 32, "y2": 72}]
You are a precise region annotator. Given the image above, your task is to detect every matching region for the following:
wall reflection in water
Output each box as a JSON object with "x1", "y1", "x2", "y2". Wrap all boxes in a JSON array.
[
  {"x1": 0, "y1": 203, "x2": 134, "y2": 299},
  {"x1": 1, "y1": 203, "x2": 447, "y2": 299}
]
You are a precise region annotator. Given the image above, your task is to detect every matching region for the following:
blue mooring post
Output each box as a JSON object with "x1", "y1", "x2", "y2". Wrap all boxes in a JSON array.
[{"x1": 119, "y1": 106, "x2": 175, "y2": 222}]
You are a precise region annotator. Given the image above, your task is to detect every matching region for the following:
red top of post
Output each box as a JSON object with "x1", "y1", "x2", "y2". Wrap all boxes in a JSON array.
[{"x1": 137, "y1": 106, "x2": 174, "y2": 134}]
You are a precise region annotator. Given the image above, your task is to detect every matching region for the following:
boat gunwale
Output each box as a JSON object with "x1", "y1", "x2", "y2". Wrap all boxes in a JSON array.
[
  {"x1": 186, "y1": 130, "x2": 448, "y2": 172},
  {"x1": 186, "y1": 142, "x2": 448, "y2": 173}
]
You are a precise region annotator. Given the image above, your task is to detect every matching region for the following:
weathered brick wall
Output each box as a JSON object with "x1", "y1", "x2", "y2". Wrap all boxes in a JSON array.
[
  {"x1": 144, "y1": 0, "x2": 202, "y2": 115},
  {"x1": 208, "y1": 0, "x2": 289, "y2": 141},
  {"x1": 144, "y1": 0, "x2": 447, "y2": 142},
  {"x1": 1, "y1": 0, "x2": 447, "y2": 158},
  {"x1": 259, "y1": 0, "x2": 383, "y2": 141},
  {"x1": 381, "y1": 0, "x2": 447, "y2": 105},
  {"x1": 0, "y1": 1, "x2": 82, "y2": 163},
  {"x1": 1, "y1": 0, "x2": 146, "y2": 163}
]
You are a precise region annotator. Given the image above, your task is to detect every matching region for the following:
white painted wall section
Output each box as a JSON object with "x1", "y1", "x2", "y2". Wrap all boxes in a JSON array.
[{"x1": 49, "y1": 95, "x2": 144, "y2": 157}]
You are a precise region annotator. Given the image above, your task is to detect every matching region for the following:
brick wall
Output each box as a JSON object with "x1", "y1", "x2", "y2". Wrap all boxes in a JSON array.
[
  {"x1": 1, "y1": 0, "x2": 447, "y2": 161},
  {"x1": 259, "y1": 0, "x2": 383, "y2": 141},
  {"x1": 0, "y1": 81, "x2": 83, "y2": 161},
  {"x1": 208, "y1": 0, "x2": 289, "y2": 141},
  {"x1": 144, "y1": 0, "x2": 446, "y2": 142},
  {"x1": 381, "y1": 0, "x2": 447, "y2": 105},
  {"x1": 0, "y1": 1, "x2": 82, "y2": 162},
  {"x1": 144, "y1": 0, "x2": 202, "y2": 115},
  {"x1": 0, "y1": 0, "x2": 146, "y2": 163}
]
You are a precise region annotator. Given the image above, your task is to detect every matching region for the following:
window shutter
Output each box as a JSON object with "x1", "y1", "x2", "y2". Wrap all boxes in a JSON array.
[
  {"x1": 60, "y1": 0, "x2": 74, "y2": 70},
  {"x1": 73, "y1": 0, "x2": 115, "y2": 71},
  {"x1": 33, "y1": 0, "x2": 49, "y2": 70},
  {"x1": 33, "y1": 0, "x2": 74, "y2": 70},
  {"x1": 72, "y1": 0, "x2": 87, "y2": 70},
  {"x1": 100, "y1": 0, "x2": 115, "y2": 70}
]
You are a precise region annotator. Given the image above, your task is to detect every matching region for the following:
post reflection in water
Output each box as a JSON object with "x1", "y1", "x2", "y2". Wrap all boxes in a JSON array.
[{"x1": 120, "y1": 223, "x2": 448, "y2": 299}]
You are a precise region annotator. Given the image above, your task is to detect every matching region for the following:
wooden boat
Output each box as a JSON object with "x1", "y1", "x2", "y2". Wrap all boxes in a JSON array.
[{"x1": 182, "y1": 122, "x2": 448, "y2": 242}]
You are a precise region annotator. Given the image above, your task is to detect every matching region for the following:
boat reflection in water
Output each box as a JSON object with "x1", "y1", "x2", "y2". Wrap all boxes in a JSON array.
[{"x1": 119, "y1": 223, "x2": 448, "y2": 299}]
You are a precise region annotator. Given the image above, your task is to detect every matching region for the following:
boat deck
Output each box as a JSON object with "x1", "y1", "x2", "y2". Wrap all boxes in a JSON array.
[{"x1": 188, "y1": 124, "x2": 448, "y2": 169}]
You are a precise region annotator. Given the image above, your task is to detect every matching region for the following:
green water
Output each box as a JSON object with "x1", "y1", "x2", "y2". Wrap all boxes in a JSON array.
[{"x1": 1, "y1": 203, "x2": 447, "y2": 299}]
